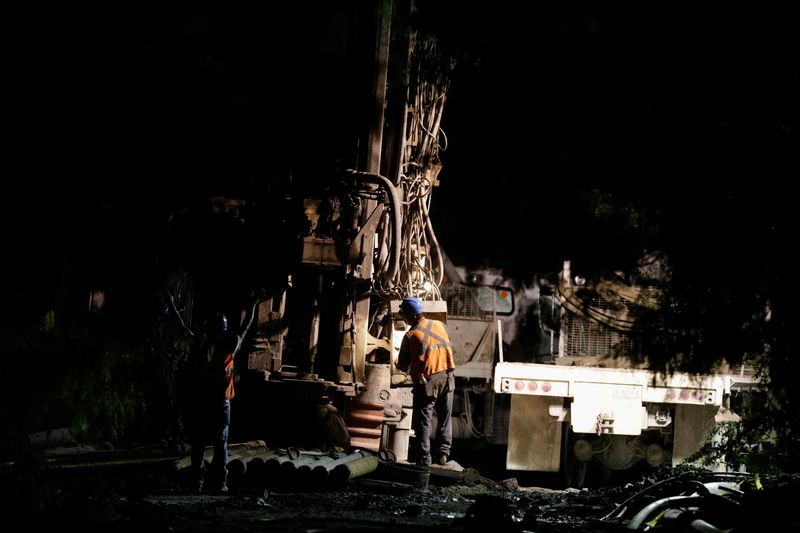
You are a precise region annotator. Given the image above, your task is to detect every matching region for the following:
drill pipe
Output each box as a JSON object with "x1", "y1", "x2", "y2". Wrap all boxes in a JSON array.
[
  {"x1": 330, "y1": 453, "x2": 380, "y2": 486},
  {"x1": 310, "y1": 451, "x2": 368, "y2": 484}
]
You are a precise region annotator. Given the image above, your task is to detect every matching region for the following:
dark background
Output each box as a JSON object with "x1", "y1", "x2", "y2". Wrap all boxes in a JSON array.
[
  {"x1": 431, "y1": 4, "x2": 796, "y2": 272},
  {"x1": 2, "y1": 1, "x2": 798, "y2": 480},
  {"x1": 5, "y1": 3, "x2": 797, "y2": 279}
]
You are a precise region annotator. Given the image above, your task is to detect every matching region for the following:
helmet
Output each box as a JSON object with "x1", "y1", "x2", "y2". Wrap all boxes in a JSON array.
[
  {"x1": 209, "y1": 312, "x2": 228, "y2": 336},
  {"x1": 399, "y1": 296, "x2": 423, "y2": 315}
]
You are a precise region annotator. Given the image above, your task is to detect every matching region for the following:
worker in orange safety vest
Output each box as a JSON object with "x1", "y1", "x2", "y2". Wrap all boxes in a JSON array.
[{"x1": 396, "y1": 296, "x2": 456, "y2": 467}]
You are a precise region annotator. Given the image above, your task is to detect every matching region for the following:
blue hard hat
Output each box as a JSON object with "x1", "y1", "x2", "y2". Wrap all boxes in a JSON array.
[{"x1": 400, "y1": 296, "x2": 423, "y2": 315}]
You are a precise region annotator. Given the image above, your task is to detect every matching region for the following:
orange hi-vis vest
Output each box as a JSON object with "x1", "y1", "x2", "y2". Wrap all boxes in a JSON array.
[
  {"x1": 403, "y1": 318, "x2": 456, "y2": 383},
  {"x1": 222, "y1": 350, "x2": 235, "y2": 400},
  {"x1": 209, "y1": 332, "x2": 242, "y2": 401}
]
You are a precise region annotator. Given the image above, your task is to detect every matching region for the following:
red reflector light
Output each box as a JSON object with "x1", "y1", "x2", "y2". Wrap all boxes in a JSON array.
[
  {"x1": 694, "y1": 390, "x2": 704, "y2": 400},
  {"x1": 528, "y1": 381, "x2": 538, "y2": 391},
  {"x1": 679, "y1": 390, "x2": 690, "y2": 400},
  {"x1": 541, "y1": 382, "x2": 552, "y2": 392},
  {"x1": 665, "y1": 389, "x2": 676, "y2": 401},
  {"x1": 514, "y1": 381, "x2": 524, "y2": 391}
]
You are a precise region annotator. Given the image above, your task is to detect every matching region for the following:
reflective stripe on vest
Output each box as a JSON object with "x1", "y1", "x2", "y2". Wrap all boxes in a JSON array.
[
  {"x1": 411, "y1": 319, "x2": 451, "y2": 357},
  {"x1": 406, "y1": 318, "x2": 455, "y2": 380}
]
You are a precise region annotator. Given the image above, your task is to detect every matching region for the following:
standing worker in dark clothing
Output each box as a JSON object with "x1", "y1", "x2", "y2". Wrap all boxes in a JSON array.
[
  {"x1": 396, "y1": 296, "x2": 456, "y2": 467},
  {"x1": 186, "y1": 293, "x2": 261, "y2": 493}
]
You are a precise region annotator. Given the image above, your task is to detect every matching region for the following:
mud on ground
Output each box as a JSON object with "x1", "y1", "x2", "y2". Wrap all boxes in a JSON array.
[
  {"x1": 5, "y1": 457, "x2": 797, "y2": 532},
  {"x1": 3, "y1": 458, "x2": 636, "y2": 532}
]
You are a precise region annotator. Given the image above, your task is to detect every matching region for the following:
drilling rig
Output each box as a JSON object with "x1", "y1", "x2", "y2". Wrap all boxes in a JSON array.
[
  {"x1": 162, "y1": 1, "x2": 457, "y2": 458},
  {"x1": 163, "y1": 4, "x2": 757, "y2": 486}
]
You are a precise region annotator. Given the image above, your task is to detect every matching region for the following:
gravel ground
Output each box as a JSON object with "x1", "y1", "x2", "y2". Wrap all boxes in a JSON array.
[
  {"x1": 3, "y1": 458, "x2": 632, "y2": 532},
  {"x1": 4, "y1": 455, "x2": 797, "y2": 532}
]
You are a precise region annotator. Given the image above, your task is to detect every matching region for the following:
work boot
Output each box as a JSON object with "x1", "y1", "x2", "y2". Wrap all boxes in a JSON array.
[
  {"x1": 415, "y1": 457, "x2": 431, "y2": 468},
  {"x1": 193, "y1": 470, "x2": 205, "y2": 494},
  {"x1": 435, "y1": 453, "x2": 449, "y2": 466}
]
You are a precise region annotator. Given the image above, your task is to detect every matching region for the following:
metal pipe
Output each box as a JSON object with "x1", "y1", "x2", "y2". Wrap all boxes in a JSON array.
[
  {"x1": 264, "y1": 454, "x2": 295, "y2": 478},
  {"x1": 297, "y1": 454, "x2": 341, "y2": 485},
  {"x1": 280, "y1": 454, "x2": 319, "y2": 473},
  {"x1": 311, "y1": 451, "x2": 369, "y2": 484},
  {"x1": 330, "y1": 454, "x2": 380, "y2": 486},
  {"x1": 243, "y1": 457, "x2": 266, "y2": 488}
]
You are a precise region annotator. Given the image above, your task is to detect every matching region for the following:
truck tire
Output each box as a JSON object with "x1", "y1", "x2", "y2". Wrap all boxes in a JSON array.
[{"x1": 559, "y1": 428, "x2": 587, "y2": 489}]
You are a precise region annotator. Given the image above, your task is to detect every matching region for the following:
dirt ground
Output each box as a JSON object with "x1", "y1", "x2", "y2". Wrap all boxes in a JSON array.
[
  {"x1": 5, "y1": 451, "x2": 797, "y2": 532},
  {"x1": 5, "y1": 457, "x2": 636, "y2": 532}
]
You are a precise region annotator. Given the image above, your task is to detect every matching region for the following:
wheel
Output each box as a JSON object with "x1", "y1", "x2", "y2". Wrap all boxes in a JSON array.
[
  {"x1": 572, "y1": 460, "x2": 587, "y2": 488},
  {"x1": 560, "y1": 428, "x2": 590, "y2": 489}
]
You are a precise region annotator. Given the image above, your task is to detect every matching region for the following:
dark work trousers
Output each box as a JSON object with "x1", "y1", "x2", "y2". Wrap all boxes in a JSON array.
[
  {"x1": 411, "y1": 370, "x2": 454, "y2": 466},
  {"x1": 189, "y1": 398, "x2": 231, "y2": 489}
]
